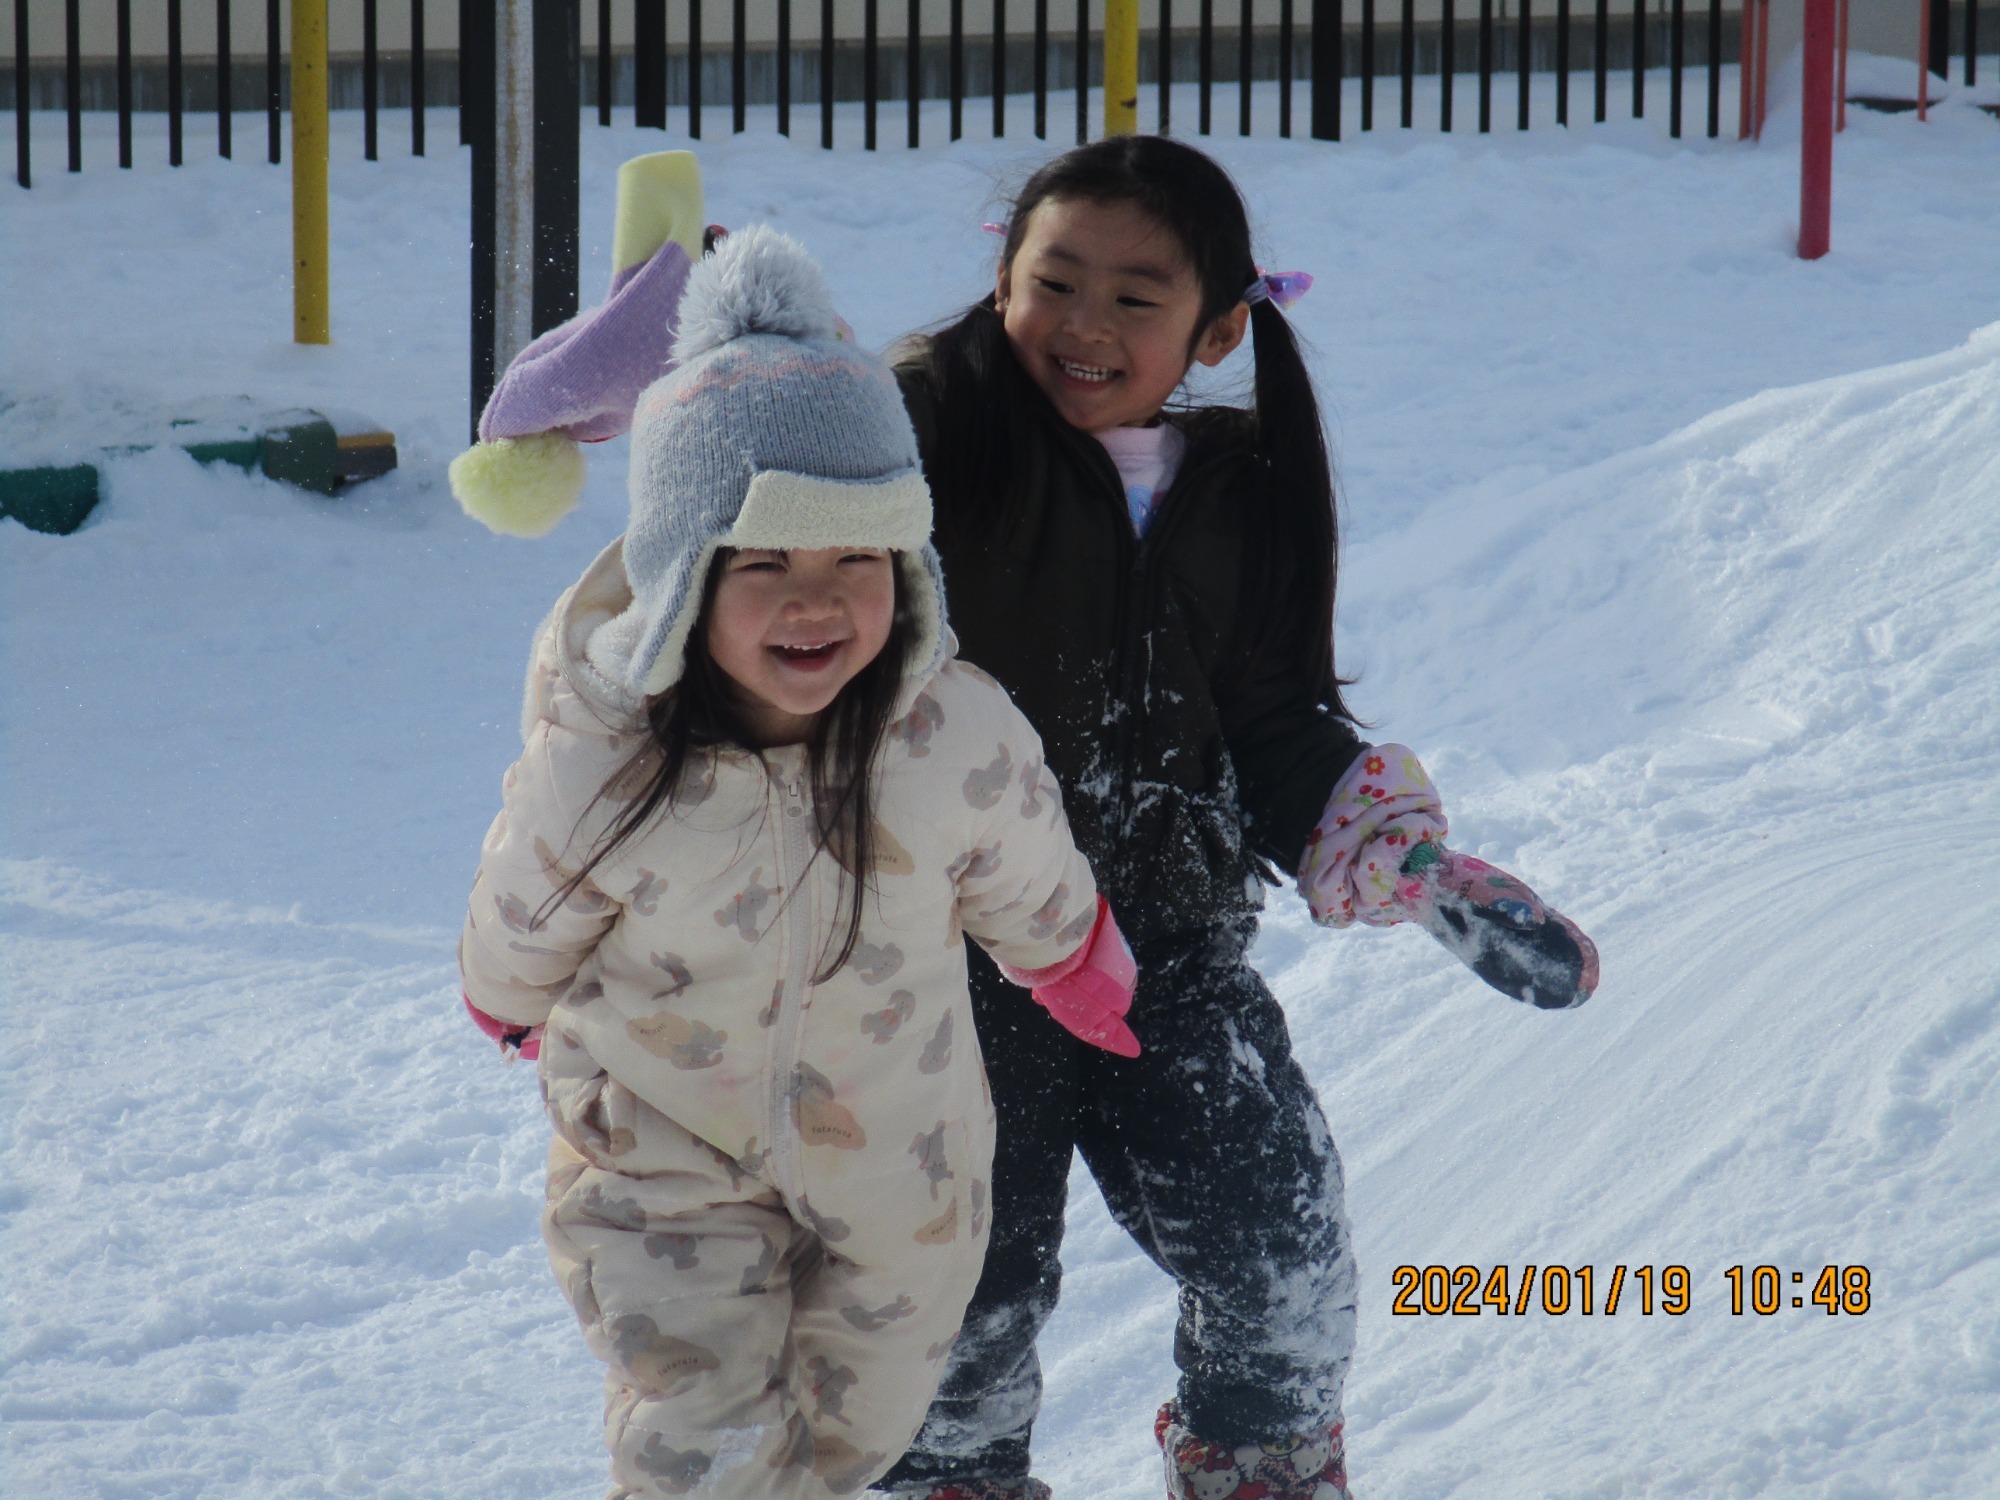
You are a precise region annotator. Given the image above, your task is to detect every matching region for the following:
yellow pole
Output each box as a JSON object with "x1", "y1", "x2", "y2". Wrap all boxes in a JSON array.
[
  {"x1": 291, "y1": 0, "x2": 329, "y2": 343},
  {"x1": 1104, "y1": 0, "x2": 1140, "y2": 135}
]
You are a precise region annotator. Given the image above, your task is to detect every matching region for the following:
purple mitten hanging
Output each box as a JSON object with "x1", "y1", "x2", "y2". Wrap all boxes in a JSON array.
[
  {"x1": 1400, "y1": 843, "x2": 1600, "y2": 1010},
  {"x1": 450, "y1": 150, "x2": 707, "y2": 538}
]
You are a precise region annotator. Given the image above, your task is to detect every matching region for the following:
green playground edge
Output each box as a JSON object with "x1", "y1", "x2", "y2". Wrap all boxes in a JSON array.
[{"x1": 0, "y1": 410, "x2": 397, "y2": 536}]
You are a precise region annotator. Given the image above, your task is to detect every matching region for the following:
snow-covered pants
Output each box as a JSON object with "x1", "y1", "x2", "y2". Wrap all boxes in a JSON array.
[
  {"x1": 542, "y1": 1059, "x2": 986, "y2": 1500},
  {"x1": 880, "y1": 919, "x2": 1357, "y2": 1489}
]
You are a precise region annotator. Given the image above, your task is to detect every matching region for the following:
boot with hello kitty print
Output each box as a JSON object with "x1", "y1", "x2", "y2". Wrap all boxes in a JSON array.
[
  {"x1": 878, "y1": 1479, "x2": 1052, "y2": 1500},
  {"x1": 1156, "y1": 1402, "x2": 1350, "y2": 1500}
]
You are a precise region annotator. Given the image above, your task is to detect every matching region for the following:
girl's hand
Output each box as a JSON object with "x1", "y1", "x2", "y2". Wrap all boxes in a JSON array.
[
  {"x1": 1299, "y1": 745, "x2": 1449, "y2": 928},
  {"x1": 463, "y1": 993, "x2": 545, "y2": 1062},
  {"x1": 1000, "y1": 897, "x2": 1142, "y2": 1058}
]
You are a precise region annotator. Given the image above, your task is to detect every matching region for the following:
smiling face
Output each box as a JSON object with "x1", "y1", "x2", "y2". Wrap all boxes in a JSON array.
[
  {"x1": 703, "y1": 546, "x2": 898, "y2": 747},
  {"x1": 997, "y1": 196, "x2": 1249, "y2": 434}
]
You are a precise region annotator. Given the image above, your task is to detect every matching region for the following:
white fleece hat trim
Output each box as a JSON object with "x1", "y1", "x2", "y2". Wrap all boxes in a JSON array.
[{"x1": 725, "y1": 467, "x2": 933, "y2": 553}]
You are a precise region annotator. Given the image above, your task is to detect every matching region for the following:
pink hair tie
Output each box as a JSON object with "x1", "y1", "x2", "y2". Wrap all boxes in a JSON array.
[
  {"x1": 982, "y1": 221, "x2": 1009, "y2": 237},
  {"x1": 1243, "y1": 269, "x2": 1313, "y2": 310}
]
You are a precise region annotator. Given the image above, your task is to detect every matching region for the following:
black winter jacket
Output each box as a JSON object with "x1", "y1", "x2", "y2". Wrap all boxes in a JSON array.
[{"x1": 895, "y1": 318, "x2": 1364, "y2": 949}]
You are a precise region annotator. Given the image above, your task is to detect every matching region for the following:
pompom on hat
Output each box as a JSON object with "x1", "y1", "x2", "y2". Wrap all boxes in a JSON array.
[
  {"x1": 450, "y1": 150, "x2": 708, "y2": 537},
  {"x1": 588, "y1": 224, "x2": 945, "y2": 702}
]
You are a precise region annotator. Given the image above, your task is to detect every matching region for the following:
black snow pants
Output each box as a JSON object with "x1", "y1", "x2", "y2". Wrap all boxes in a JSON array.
[{"x1": 880, "y1": 917, "x2": 1358, "y2": 1490}]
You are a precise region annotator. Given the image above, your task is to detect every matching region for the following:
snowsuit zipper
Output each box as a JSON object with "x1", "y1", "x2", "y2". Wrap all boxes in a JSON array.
[{"x1": 767, "y1": 765, "x2": 818, "y2": 1217}]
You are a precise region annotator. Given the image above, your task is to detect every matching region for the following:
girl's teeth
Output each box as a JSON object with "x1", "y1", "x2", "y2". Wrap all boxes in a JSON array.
[{"x1": 1058, "y1": 359, "x2": 1115, "y2": 383}]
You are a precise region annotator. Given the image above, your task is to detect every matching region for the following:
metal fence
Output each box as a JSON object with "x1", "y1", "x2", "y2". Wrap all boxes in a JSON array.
[{"x1": 10, "y1": 0, "x2": 1992, "y2": 188}]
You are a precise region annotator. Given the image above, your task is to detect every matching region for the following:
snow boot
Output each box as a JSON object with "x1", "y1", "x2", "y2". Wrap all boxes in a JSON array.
[{"x1": 1156, "y1": 1402, "x2": 1350, "y2": 1500}]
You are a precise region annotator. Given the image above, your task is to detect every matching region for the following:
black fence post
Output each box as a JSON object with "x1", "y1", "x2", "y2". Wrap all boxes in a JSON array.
[
  {"x1": 1669, "y1": 0, "x2": 1682, "y2": 136},
  {"x1": 534, "y1": 0, "x2": 581, "y2": 338},
  {"x1": 736, "y1": 0, "x2": 748, "y2": 132},
  {"x1": 1516, "y1": 0, "x2": 1529, "y2": 128},
  {"x1": 1304, "y1": 0, "x2": 1336, "y2": 139},
  {"x1": 1280, "y1": 0, "x2": 1294, "y2": 135},
  {"x1": 460, "y1": 0, "x2": 471, "y2": 140},
  {"x1": 635, "y1": 0, "x2": 666, "y2": 126},
  {"x1": 690, "y1": 0, "x2": 704, "y2": 139},
  {"x1": 415, "y1": 0, "x2": 428, "y2": 151},
  {"x1": 866, "y1": 0, "x2": 879, "y2": 147},
  {"x1": 1593, "y1": 0, "x2": 1606, "y2": 120},
  {"x1": 995, "y1": 0, "x2": 1008, "y2": 136},
  {"x1": 169, "y1": 0, "x2": 184, "y2": 166},
  {"x1": 951, "y1": 0, "x2": 965, "y2": 138},
  {"x1": 1242, "y1": 0, "x2": 1255, "y2": 134},
  {"x1": 15, "y1": 0, "x2": 29, "y2": 188},
  {"x1": 1200, "y1": 0, "x2": 1212, "y2": 132},
  {"x1": 1360, "y1": 0, "x2": 1374, "y2": 129},
  {"x1": 1556, "y1": 0, "x2": 1569, "y2": 124},
  {"x1": 596, "y1": 0, "x2": 610, "y2": 124},
  {"x1": 1399, "y1": 0, "x2": 1413, "y2": 126},
  {"x1": 782, "y1": 0, "x2": 795, "y2": 135},
  {"x1": 268, "y1": 0, "x2": 282, "y2": 162},
  {"x1": 736, "y1": 0, "x2": 752, "y2": 133},
  {"x1": 1926, "y1": 0, "x2": 1948, "y2": 77},
  {"x1": 117, "y1": 0, "x2": 132, "y2": 168},
  {"x1": 467, "y1": 1, "x2": 496, "y2": 440},
  {"x1": 907, "y1": 0, "x2": 920, "y2": 144},
  {"x1": 1076, "y1": 0, "x2": 1088, "y2": 143},
  {"x1": 1966, "y1": 0, "x2": 1977, "y2": 85},
  {"x1": 1038, "y1": 0, "x2": 1051, "y2": 136},
  {"x1": 1631, "y1": 0, "x2": 1643, "y2": 117},
  {"x1": 219, "y1": 0, "x2": 233, "y2": 159},
  {"x1": 65, "y1": 0, "x2": 80, "y2": 173},
  {"x1": 1477, "y1": 0, "x2": 1491, "y2": 131},
  {"x1": 1442, "y1": 0, "x2": 1455, "y2": 128},
  {"x1": 822, "y1": 0, "x2": 835, "y2": 146},
  {"x1": 1704, "y1": 0, "x2": 1718, "y2": 134},
  {"x1": 1158, "y1": 0, "x2": 1170, "y2": 132},
  {"x1": 365, "y1": 0, "x2": 379, "y2": 160}
]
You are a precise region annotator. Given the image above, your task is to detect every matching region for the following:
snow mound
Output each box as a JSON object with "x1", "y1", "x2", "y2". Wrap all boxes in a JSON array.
[{"x1": 1239, "y1": 326, "x2": 2000, "y2": 1499}]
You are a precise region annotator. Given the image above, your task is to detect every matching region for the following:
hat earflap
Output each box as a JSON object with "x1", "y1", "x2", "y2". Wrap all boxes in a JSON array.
[{"x1": 449, "y1": 432, "x2": 587, "y2": 539}]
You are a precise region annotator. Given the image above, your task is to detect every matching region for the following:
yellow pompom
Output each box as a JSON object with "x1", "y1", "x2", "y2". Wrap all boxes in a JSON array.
[{"x1": 449, "y1": 433, "x2": 586, "y2": 538}]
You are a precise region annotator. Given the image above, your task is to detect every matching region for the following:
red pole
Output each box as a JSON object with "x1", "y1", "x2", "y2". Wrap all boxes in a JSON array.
[
  {"x1": 1799, "y1": 0, "x2": 1835, "y2": 258},
  {"x1": 1755, "y1": 0, "x2": 1771, "y2": 138},
  {"x1": 1836, "y1": 0, "x2": 1848, "y2": 130}
]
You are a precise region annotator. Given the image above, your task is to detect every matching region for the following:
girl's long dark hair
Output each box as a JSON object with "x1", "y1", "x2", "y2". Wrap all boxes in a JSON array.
[
  {"x1": 919, "y1": 134, "x2": 1353, "y2": 719},
  {"x1": 544, "y1": 550, "x2": 914, "y2": 981}
]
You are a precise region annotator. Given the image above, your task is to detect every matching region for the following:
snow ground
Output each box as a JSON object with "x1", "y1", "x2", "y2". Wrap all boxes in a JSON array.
[{"x1": 4, "y1": 61, "x2": 1999, "y2": 1499}]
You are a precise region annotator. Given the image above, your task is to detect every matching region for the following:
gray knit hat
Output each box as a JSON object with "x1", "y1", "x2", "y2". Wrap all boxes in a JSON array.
[{"x1": 584, "y1": 226, "x2": 947, "y2": 700}]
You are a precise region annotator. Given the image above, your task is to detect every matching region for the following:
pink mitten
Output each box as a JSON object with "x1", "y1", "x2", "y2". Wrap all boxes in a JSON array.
[
  {"x1": 1000, "y1": 897, "x2": 1142, "y2": 1058},
  {"x1": 1299, "y1": 744, "x2": 1449, "y2": 927},
  {"x1": 463, "y1": 992, "x2": 544, "y2": 1061}
]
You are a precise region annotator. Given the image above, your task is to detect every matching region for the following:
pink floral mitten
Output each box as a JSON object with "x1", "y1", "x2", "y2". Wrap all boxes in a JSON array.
[
  {"x1": 1000, "y1": 897, "x2": 1142, "y2": 1057},
  {"x1": 464, "y1": 992, "x2": 544, "y2": 1061},
  {"x1": 1300, "y1": 746, "x2": 1599, "y2": 1009},
  {"x1": 1299, "y1": 744, "x2": 1449, "y2": 928}
]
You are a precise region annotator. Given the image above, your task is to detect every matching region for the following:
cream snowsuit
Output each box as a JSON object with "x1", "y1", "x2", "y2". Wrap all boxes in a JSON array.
[{"x1": 461, "y1": 541, "x2": 1100, "y2": 1499}]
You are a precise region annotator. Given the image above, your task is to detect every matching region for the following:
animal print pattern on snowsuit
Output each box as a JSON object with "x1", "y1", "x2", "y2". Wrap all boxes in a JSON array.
[{"x1": 461, "y1": 544, "x2": 1103, "y2": 1499}]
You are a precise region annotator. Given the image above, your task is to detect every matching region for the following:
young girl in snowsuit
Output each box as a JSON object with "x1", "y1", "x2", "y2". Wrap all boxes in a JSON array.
[
  {"x1": 454, "y1": 220, "x2": 1141, "y2": 1500},
  {"x1": 874, "y1": 137, "x2": 1599, "y2": 1500}
]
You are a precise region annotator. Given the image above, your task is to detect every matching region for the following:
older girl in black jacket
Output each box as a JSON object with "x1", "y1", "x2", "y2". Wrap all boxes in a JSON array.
[{"x1": 878, "y1": 138, "x2": 1596, "y2": 1500}]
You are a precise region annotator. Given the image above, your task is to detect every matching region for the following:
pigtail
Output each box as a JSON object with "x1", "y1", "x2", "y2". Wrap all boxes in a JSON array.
[{"x1": 1245, "y1": 297, "x2": 1352, "y2": 719}]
